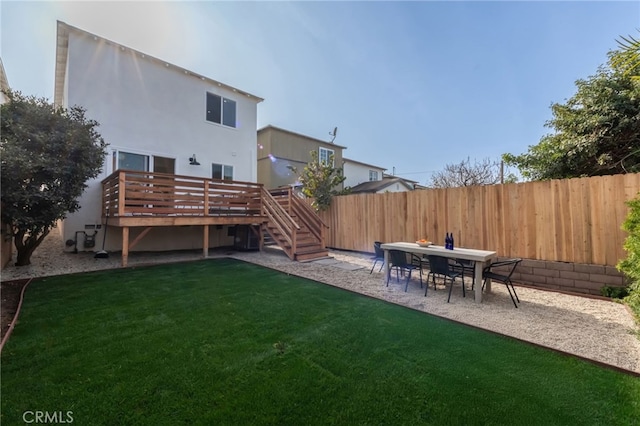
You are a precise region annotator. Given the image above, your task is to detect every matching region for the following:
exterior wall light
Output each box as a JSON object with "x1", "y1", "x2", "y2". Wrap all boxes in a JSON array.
[{"x1": 189, "y1": 155, "x2": 200, "y2": 166}]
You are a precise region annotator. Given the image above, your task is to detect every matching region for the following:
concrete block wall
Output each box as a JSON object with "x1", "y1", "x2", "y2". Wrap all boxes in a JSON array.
[{"x1": 506, "y1": 258, "x2": 626, "y2": 296}]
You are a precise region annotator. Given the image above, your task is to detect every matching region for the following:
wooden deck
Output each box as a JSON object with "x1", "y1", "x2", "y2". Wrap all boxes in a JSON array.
[{"x1": 101, "y1": 170, "x2": 327, "y2": 265}]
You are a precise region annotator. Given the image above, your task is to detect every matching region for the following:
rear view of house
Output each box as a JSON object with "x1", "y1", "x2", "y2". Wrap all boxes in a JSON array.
[{"x1": 54, "y1": 21, "x2": 263, "y2": 254}]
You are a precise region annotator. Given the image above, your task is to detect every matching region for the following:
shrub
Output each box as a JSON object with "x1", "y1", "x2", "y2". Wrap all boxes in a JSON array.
[
  {"x1": 600, "y1": 285, "x2": 629, "y2": 299},
  {"x1": 617, "y1": 194, "x2": 640, "y2": 321}
]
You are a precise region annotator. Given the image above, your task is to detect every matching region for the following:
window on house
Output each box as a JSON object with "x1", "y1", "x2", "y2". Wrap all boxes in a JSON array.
[
  {"x1": 112, "y1": 151, "x2": 176, "y2": 174},
  {"x1": 206, "y1": 92, "x2": 236, "y2": 128},
  {"x1": 319, "y1": 147, "x2": 335, "y2": 166},
  {"x1": 153, "y1": 156, "x2": 175, "y2": 174},
  {"x1": 212, "y1": 163, "x2": 234, "y2": 181},
  {"x1": 116, "y1": 151, "x2": 149, "y2": 172},
  {"x1": 369, "y1": 170, "x2": 379, "y2": 181},
  {"x1": 222, "y1": 98, "x2": 236, "y2": 127}
]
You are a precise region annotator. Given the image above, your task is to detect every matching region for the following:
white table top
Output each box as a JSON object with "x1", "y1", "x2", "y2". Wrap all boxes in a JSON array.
[{"x1": 380, "y1": 242, "x2": 496, "y2": 262}]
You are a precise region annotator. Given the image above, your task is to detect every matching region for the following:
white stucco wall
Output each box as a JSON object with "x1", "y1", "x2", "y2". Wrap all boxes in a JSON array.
[
  {"x1": 343, "y1": 160, "x2": 384, "y2": 188},
  {"x1": 60, "y1": 27, "x2": 260, "y2": 252}
]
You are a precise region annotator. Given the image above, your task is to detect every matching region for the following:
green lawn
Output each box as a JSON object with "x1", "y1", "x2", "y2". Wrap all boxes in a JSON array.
[{"x1": 1, "y1": 258, "x2": 639, "y2": 425}]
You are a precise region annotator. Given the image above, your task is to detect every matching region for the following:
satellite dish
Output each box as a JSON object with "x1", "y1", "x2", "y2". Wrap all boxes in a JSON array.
[{"x1": 329, "y1": 126, "x2": 338, "y2": 143}]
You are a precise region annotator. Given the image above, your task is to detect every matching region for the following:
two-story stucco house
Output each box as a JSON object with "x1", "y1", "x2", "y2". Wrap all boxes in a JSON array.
[
  {"x1": 257, "y1": 125, "x2": 346, "y2": 190},
  {"x1": 54, "y1": 21, "x2": 263, "y2": 253}
]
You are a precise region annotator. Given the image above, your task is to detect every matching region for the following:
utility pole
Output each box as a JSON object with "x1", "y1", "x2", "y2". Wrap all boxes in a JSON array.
[{"x1": 500, "y1": 160, "x2": 504, "y2": 184}]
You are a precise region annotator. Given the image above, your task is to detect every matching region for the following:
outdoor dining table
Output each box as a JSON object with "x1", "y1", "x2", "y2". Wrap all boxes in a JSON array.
[{"x1": 380, "y1": 242, "x2": 497, "y2": 303}]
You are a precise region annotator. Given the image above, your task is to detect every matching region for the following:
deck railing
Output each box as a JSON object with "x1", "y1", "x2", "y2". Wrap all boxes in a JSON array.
[{"x1": 101, "y1": 170, "x2": 264, "y2": 218}]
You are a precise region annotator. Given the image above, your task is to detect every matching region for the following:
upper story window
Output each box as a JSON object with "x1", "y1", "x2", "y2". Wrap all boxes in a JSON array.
[
  {"x1": 212, "y1": 163, "x2": 234, "y2": 181},
  {"x1": 206, "y1": 92, "x2": 236, "y2": 128},
  {"x1": 319, "y1": 147, "x2": 335, "y2": 166},
  {"x1": 369, "y1": 170, "x2": 379, "y2": 181}
]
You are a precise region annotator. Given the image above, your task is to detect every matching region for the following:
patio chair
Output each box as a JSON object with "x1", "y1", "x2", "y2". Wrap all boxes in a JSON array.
[
  {"x1": 454, "y1": 258, "x2": 476, "y2": 289},
  {"x1": 414, "y1": 253, "x2": 430, "y2": 274},
  {"x1": 427, "y1": 255, "x2": 464, "y2": 301},
  {"x1": 386, "y1": 250, "x2": 423, "y2": 292},
  {"x1": 482, "y1": 258, "x2": 522, "y2": 308},
  {"x1": 370, "y1": 241, "x2": 385, "y2": 274}
]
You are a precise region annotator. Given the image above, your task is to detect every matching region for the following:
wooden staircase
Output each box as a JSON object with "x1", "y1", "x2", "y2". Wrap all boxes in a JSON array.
[{"x1": 262, "y1": 187, "x2": 329, "y2": 261}]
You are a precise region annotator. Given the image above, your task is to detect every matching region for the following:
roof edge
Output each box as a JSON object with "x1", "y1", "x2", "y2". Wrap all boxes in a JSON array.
[{"x1": 343, "y1": 157, "x2": 386, "y2": 171}]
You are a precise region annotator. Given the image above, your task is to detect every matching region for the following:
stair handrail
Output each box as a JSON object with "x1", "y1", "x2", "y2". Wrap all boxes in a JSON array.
[
  {"x1": 261, "y1": 187, "x2": 299, "y2": 259},
  {"x1": 291, "y1": 190, "x2": 328, "y2": 228},
  {"x1": 289, "y1": 190, "x2": 327, "y2": 247}
]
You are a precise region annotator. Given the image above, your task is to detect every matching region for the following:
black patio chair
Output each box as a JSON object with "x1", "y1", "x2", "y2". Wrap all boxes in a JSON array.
[
  {"x1": 454, "y1": 258, "x2": 476, "y2": 289},
  {"x1": 482, "y1": 258, "x2": 522, "y2": 308},
  {"x1": 386, "y1": 250, "x2": 423, "y2": 292},
  {"x1": 427, "y1": 255, "x2": 464, "y2": 301},
  {"x1": 370, "y1": 241, "x2": 385, "y2": 274}
]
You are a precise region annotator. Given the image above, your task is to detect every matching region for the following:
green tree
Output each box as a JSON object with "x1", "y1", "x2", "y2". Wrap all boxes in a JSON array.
[
  {"x1": 613, "y1": 31, "x2": 640, "y2": 80},
  {"x1": 289, "y1": 150, "x2": 347, "y2": 211},
  {"x1": 618, "y1": 194, "x2": 640, "y2": 321},
  {"x1": 1, "y1": 90, "x2": 107, "y2": 265},
  {"x1": 503, "y1": 48, "x2": 640, "y2": 180}
]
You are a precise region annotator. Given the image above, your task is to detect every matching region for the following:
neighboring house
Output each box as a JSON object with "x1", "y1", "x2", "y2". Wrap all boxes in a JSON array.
[
  {"x1": 54, "y1": 21, "x2": 263, "y2": 252},
  {"x1": 349, "y1": 176, "x2": 415, "y2": 194},
  {"x1": 349, "y1": 172, "x2": 425, "y2": 193},
  {"x1": 257, "y1": 125, "x2": 346, "y2": 190},
  {"x1": 0, "y1": 57, "x2": 9, "y2": 102},
  {"x1": 342, "y1": 158, "x2": 386, "y2": 189},
  {"x1": 382, "y1": 173, "x2": 425, "y2": 190}
]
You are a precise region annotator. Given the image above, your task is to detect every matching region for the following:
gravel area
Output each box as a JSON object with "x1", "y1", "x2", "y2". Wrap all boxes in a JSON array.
[{"x1": 3, "y1": 226, "x2": 640, "y2": 374}]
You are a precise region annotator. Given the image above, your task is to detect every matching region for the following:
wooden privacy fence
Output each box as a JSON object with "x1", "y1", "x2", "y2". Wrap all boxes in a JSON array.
[{"x1": 318, "y1": 173, "x2": 640, "y2": 267}]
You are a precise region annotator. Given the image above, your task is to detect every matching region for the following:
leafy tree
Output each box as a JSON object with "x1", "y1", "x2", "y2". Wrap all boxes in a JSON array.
[
  {"x1": 429, "y1": 157, "x2": 517, "y2": 188},
  {"x1": 288, "y1": 150, "x2": 347, "y2": 211},
  {"x1": 1, "y1": 90, "x2": 107, "y2": 265},
  {"x1": 613, "y1": 31, "x2": 640, "y2": 80},
  {"x1": 503, "y1": 48, "x2": 640, "y2": 180},
  {"x1": 618, "y1": 194, "x2": 640, "y2": 321}
]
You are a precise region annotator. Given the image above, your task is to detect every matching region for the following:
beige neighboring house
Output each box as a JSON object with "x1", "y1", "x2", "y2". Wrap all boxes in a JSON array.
[
  {"x1": 257, "y1": 125, "x2": 346, "y2": 190},
  {"x1": 1, "y1": 58, "x2": 12, "y2": 268},
  {"x1": 342, "y1": 158, "x2": 386, "y2": 189}
]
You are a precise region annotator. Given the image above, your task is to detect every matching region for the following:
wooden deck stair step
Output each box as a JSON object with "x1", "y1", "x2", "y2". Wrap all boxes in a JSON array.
[{"x1": 264, "y1": 188, "x2": 327, "y2": 262}]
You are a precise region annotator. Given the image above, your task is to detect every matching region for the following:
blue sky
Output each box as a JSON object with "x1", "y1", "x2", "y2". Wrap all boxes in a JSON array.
[{"x1": 2, "y1": 1, "x2": 639, "y2": 185}]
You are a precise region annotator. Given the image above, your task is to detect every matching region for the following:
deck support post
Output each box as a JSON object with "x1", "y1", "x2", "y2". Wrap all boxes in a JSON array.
[
  {"x1": 203, "y1": 225, "x2": 209, "y2": 258},
  {"x1": 122, "y1": 226, "x2": 129, "y2": 267}
]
